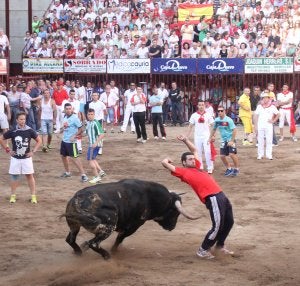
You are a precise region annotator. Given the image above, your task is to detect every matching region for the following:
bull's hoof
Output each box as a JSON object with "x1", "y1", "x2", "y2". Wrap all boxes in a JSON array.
[
  {"x1": 80, "y1": 241, "x2": 90, "y2": 252},
  {"x1": 103, "y1": 253, "x2": 111, "y2": 260},
  {"x1": 74, "y1": 249, "x2": 82, "y2": 256}
]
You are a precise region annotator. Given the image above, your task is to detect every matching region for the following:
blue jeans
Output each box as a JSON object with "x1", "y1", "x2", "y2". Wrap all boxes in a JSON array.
[{"x1": 171, "y1": 102, "x2": 183, "y2": 125}]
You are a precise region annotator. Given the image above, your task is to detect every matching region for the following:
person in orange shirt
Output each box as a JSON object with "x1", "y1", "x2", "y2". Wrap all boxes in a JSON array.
[{"x1": 162, "y1": 135, "x2": 234, "y2": 260}]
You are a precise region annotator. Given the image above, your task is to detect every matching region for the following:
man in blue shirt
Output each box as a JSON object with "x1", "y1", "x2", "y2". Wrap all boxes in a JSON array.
[
  {"x1": 149, "y1": 87, "x2": 166, "y2": 140},
  {"x1": 60, "y1": 103, "x2": 88, "y2": 182},
  {"x1": 209, "y1": 106, "x2": 239, "y2": 177}
]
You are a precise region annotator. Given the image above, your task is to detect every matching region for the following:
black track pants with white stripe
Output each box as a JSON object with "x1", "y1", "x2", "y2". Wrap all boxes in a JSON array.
[{"x1": 201, "y1": 192, "x2": 234, "y2": 250}]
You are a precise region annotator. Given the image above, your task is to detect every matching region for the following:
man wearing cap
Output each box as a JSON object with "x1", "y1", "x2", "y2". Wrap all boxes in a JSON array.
[
  {"x1": 254, "y1": 91, "x2": 280, "y2": 160},
  {"x1": 53, "y1": 81, "x2": 69, "y2": 133}
]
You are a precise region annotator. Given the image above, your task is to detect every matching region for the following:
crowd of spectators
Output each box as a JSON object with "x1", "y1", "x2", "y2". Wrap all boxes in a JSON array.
[{"x1": 22, "y1": 0, "x2": 300, "y2": 60}]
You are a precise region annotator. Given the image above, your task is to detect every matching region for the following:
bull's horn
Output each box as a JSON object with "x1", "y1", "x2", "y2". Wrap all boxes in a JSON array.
[
  {"x1": 175, "y1": 200, "x2": 201, "y2": 220},
  {"x1": 177, "y1": 192, "x2": 187, "y2": 196}
]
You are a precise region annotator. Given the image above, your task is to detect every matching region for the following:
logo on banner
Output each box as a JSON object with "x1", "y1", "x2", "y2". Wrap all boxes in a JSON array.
[
  {"x1": 107, "y1": 59, "x2": 149, "y2": 72},
  {"x1": 206, "y1": 60, "x2": 235, "y2": 72},
  {"x1": 153, "y1": 60, "x2": 188, "y2": 72}
]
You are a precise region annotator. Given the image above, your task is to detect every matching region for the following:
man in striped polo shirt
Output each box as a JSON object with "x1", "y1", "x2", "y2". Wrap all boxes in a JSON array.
[{"x1": 86, "y1": 108, "x2": 106, "y2": 184}]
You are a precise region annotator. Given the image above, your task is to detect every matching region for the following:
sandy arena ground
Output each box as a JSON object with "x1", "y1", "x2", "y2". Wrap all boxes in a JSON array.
[{"x1": 0, "y1": 124, "x2": 299, "y2": 286}]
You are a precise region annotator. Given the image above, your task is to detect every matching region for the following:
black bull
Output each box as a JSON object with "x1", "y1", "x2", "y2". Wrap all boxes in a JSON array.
[{"x1": 62, "y1": 179, "x2": 199, "y2": 259}]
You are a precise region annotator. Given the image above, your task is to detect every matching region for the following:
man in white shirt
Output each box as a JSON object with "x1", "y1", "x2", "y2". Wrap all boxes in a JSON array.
[
  {"x1": 189, "y1": 42, "x2": 200, "y2": 58},
  {"x1": 254, "y1": 92, "x2": 280, "y2": 160},
  {"x1": 277, "y1": 84, "x2": 297, "y2": 142},
  {"x1": 158, "y1": 82, "x2": 169, "y2": 125},
  {"x1": 136, "y1": 42, "x2": 149, "y2": 58},
  {"x1": 119, "y1": 82, "x2": 136, "y2": 133},
  {"x1": 100, "y1": 84, "x2": 119, "y2": 133},
  {"x1": 186, "y1": 100, "x2": 215, "y2": 174}
]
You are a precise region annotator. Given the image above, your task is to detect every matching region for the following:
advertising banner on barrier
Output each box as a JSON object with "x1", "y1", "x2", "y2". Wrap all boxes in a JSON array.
[
  {"x1": 64, "y1": 59, "x2": 106, "y2": 73},
  {"x1": 22, "y1": 58, "x2": 63, "y2": 73},
  {"x1": 294, "y1": 56, "x2": 300, "y2": 72},
  {"x1": 107, "y1": 59, "x2": 150, "y2": 74},
  {"x1": 0, "y1": 59, "x2": 7, "y2": 74},
  {"x1": 198, "y1": 58, "x2": 244, "y2": 74},
  {"x1": 151, "y1": 58, "x2": 197, "y2": 74},
  {"x1": 245, "y1": 57, "x2": 293, "y2": 73}
]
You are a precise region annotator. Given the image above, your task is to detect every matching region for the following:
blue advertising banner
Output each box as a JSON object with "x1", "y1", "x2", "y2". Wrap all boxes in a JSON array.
[
  {"x1": 198, "y1": 58, "x2": 244, "y2": 74},
  {"x1": 151, "y1": 58, "x2": 197, "y2": 74}
]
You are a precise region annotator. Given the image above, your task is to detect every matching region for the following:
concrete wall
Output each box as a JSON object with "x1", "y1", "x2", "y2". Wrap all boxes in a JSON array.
[{"x1": 9, "y1": 0, "x2": 53, "y2": 63}]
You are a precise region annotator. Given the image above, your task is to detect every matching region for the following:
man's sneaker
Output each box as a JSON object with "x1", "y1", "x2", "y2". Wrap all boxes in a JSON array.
[
  {"x1": 142, "y1": 139, "x2": 147, "y2": 144},
  {"x1": 81, "y1": 175, "x2": 88, "y2": 182},
  {"x1": 207, "y1": 169, "x2": 214, "y2": 174},
  {"x1": 47, "y1": 145, "x2": 53, "y2": 149},
  {"x1": 243, "y1": 140, "x2": 253, "y2": 146},
  {"x1": 78, "y1": 149, "x2": 83, "y2": 154},
  {"x1": 257, "y1": 156, "x2": 263, "y2": 160},
  {"x1": 98, "y1": 147, "x2": 103, "y2": 155},
  {"x1": 99, "y1": 170, "x2": 106, "y2": 178},
  {"x1": 42, "y1": 146, "x2": 48, "y2": 153},
  {"x1": 279, "y1": 136, "x2": 284, "y2": 142},
  {"x1": 216, "y1": 247, "x2": 234, "y2": 256},
  {"x1": 272, "y1": 144, "x2": 278, "y2": 147},
  {"x1": 292, "y1": 136, "x2": 298, "y2": 142},
  {"x1": 154, "y1": 136, "x2": 159, "y2": 140},
  {"x1": 131, "y1": 131, "x2": 135, "y2": 134},
  {"x1": 266, "y1": 157, "x2": 273, "y2": 160},
  {"x1": 196, "y1": 248, "x2": 215, "y2": 259},
  {"x1": 231, "y1": 169, "x2": 239, "y2": 177},
  {"x1": 9, "y1": 194, "x2": 16, "y2": 204},
  {"x1": 31, "y1": 195, "x2": 38, "y2": 204},
  {"x1": 61, "y1": 172, "x2": 71, "y2": 178},
  {"x1": 162, "y1": 137, "x2": 166, "y2": 140},
  {"x1": 89, "y1": 176, "x2": 101, "y2": 184},
  {"x1": 224, "y1": 168, "x2": 233, "y2": 176},
  {"x1": 137, "y1": 138, "x2": 142, "y2": 142},
  {"x1": 118, "y1": 130, "x2": 124, "y2": 133}
]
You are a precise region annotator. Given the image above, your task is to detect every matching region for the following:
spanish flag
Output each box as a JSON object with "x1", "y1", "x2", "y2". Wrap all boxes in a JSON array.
[{"x1": 178, "y1": 3, "x2": 214, "y2": 25}]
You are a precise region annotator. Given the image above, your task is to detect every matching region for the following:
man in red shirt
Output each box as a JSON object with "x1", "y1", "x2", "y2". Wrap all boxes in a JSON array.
[
  {"x1": 52, "y1": 82, "x2": 69, "y2": 133},
  {"x1": 162, "y1": 135, "x2": 234, "y2": 259}
]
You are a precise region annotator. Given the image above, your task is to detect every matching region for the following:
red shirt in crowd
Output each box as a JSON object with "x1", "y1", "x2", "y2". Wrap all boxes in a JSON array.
[
  {"x1": 171, "y1": 159, "x2": 221, "y2": 203},
  {"x1": 53, "y1": 87, "x2": 69, "y2": 106}
]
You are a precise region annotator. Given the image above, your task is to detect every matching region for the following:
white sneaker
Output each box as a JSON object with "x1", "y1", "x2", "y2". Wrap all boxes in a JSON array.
[
  {"x1": 292, "y1": 137, "x2": 298, "y2": 142},
  {"x1": 99, "y1": 170, "x2": 106, "y2": 178},
  {"x1": 142, "y1": 139, "x2": 147, "y2": 144},
  {"x1": 89, "y1": 176, "x2": 101, "y2": 184},
  {"x1": 257, "y1": 156, "x2": 262, "y2": 160},
  {"x1": 196, "y1": 248, "x2": 215, "y2": 259},
  {"x1": 207, "y1": 169, "x2": 213, "y2": 174},
  {"x1": 137, "y1": 138, "x2": 142, "y2": 142},
  {"x1": 162, "y1": 137, "x2": 166, "y2": 140},
  {"x1": 266, "y1": 157, "x2": 273, "y2": 160},
  {"x1": 279, "y1": 137, "x2": 284, "y2": 142},
  {"x1": 154, "y1": 136, "x2": 159, "y2": 140}
]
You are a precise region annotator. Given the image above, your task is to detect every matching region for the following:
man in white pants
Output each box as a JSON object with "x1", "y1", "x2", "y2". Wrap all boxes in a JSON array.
[
  {"x1": 186, "y1": 100, "x2": 215, "y2": 174},
  {"x1": 277, "y1": 84, "x2": 297, "y2": 142},
  {"x1": 0, "y1": 87, "x2": 11, "y2": 134},
  {"x1": 119, "y1": 82, "x2": 136, "y2": 133},
  {"x1": 254, "y1": 92, "x2": 280, "y2": 160}
]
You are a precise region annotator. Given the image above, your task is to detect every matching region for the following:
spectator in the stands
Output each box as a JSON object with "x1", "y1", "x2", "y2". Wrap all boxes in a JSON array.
[
  {"x1": 148, "y1": 39, "x2": 162, "y2": 58},
  {"x1": 37, "y1": 42, "x2": 52, "y2": 58},
  {"x1": 189, "y1": 42, "x2": 201, "y2": 58},
  {"x1": 136, "y1": 42, "x2": 149, "y2": 58},
  {"x1": 181, "y1": 18, "x2": 194, "y2": 45},
  {"x1": 162, "y1": 42, "x2": 172, "y2": 58},
  {"x1": 181, "y1": 42, "x2": 191, "y2": 58}
]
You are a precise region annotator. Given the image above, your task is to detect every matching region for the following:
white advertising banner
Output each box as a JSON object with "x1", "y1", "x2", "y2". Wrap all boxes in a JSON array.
[
  {"x1": 64, "y1": 59, "x2": 106, "y2": 73},
  {"x1": 245, "y1": 57, "x2": 293, "y2": 74},
  {"x1": 107, "y1": 59, "x2": 151, "y2": 74},
  {"x1": 22, "y1": 58, "x2": 63, "y2": 73}
]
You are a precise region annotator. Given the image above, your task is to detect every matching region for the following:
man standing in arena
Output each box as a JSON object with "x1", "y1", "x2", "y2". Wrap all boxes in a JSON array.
[
  {"x1": 162, "y1": 135, "x2": 234, "y2": 259},
  {"x1": 186, "y1": 100, "x2": 214, "y2": 174},
  {"x1": 210, "y1": 106, "x2": 239, "y2": 177},
  {"x1": 0, "y1": 112, "x2": 41, "y2": 204},
  {"x1": 60, "y1": 103, "x2": 88, "y2": 182},
  {"x1": 238, "y1": 87, "x2": 253, "y2": 145},
  {"x1": 119, "y1": 82, "x2": 136, "y2": 133},
  {"x1": 277, "y1": 84, "x2": 297, "y2": 142},
  {"x1": 169, "y1": 81, "x2": 184, "y2": 126},
  {"x1": 53, "y1": 81, "x2": 68, "y2": 133}
]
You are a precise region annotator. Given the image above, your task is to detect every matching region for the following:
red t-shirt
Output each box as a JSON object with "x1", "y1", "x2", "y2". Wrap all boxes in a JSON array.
[
  {"x1": 171, "y1": 159, "x2": 221, "y2": 203},
  {"x1": 53, "y1": 89, "x2": 69, "y2": 106}
]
